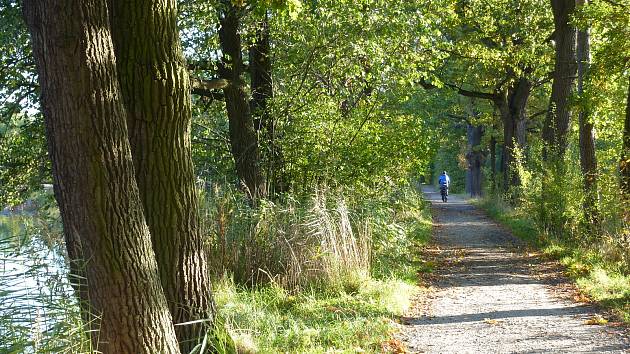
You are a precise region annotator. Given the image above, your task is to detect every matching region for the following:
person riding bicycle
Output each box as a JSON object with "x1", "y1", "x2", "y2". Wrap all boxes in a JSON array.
[{"x1": 438, "y1": 171, "x2": 450, "y2": 196}]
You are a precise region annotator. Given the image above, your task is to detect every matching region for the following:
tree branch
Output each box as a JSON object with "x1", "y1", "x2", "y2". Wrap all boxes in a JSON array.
[
  {"x1": 190, "y1": 77, "x2": 229, "y2": 98},
  {"x1": 420, "y1": 78, "x2": 497, "y2": 101},
  {"x1": 445, "y1": 83, "x2": 498, "y2": 100}
]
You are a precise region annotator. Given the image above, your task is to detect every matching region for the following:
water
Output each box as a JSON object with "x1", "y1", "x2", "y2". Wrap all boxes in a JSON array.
[{"x1": 0, "y1": 215, "x2": 87, "y2": 353}]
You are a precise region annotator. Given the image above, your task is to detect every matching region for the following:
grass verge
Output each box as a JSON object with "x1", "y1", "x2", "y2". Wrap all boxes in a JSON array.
[
  {"x1": 215, "y1": 278, "x2": 416, "y2": 353},
  {"x1": 213, "y1": 185, "x2": 433, "y2": 353},
  {"x1": 473, "y1": 197, "x2": 630, "y2": 324}
]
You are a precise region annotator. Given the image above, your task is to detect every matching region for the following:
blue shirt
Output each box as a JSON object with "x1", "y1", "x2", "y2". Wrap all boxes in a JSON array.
[{"x1": 438, "y1": 174, "x2": 450, "y2": 187}]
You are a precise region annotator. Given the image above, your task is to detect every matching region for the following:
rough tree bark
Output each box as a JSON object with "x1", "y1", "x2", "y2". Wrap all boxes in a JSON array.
[
  {"x1": 540, "y1": 0, "x2": 578, "y2": 234},
  {"x1": 250, "y1": 13, "x2": 284, "y2": 195},
  {"x1": 423, "y1": 76, "x2": 532, "y2": 193},
  {"x1": 23, "y1": 0, "x2": 180, "y2": 352},
  {"x1": 543, "y1": 0, "x2": 578, "y2": 159},
  {"x1": 576, "y1": 0, "x2": 600, "y2": 228},
  {"x1": 218, "y1": 0, "x2": 265, "y2": 199},
  {"x1": 250, "y1": 13, "x2": 273, "y2": 134},
  {"x1": 490, "y1": 134, "x2": 497, "y2": 193},
  {"x1": 108, "y1": 0, "x2": 217, "y2": 350},
  {"x1": 621, "y1": 76, "x2": 630, "y2": 222},
  {"x1": 466, "y1": 124, "x2": 485, "y2": 197},
  {"x1": 494, "y1": 78, "x2": 532, "y2": 191}
]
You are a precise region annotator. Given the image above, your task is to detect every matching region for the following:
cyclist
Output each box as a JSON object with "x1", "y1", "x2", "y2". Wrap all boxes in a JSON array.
[{"x1": 438, "y1": 171, "x2": 450, "y2": 202}]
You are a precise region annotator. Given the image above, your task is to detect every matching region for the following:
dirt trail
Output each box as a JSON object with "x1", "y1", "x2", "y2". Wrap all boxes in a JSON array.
[{"x1": 398, "y1": 187, "x2": 629, "y2": 353}]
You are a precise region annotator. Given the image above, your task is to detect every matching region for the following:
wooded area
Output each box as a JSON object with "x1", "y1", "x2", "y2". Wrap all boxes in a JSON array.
[{"x1": 0, "y1": 0, "x2": 628, "y2": 352}]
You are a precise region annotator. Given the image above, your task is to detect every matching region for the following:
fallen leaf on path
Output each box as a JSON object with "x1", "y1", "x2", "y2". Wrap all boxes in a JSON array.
[
  {"x1": 583, "y1": 315, "x2": 608, "y2": 325},
  {"x1": 380, "y1": 339, "x2": 408, "y2": 353},
  {"x1": 573, "y1": 293, "x2": 590, "y2": 303},
  {"x1": 483, "y1": 318, "x2": 502, "y2": 325}
]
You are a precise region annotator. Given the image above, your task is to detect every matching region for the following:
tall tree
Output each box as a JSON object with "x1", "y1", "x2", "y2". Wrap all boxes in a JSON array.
[
  {"x1": 250, "y1": 13, "x2": 284, "y2": 194},
  {"x1": 576, "y1": 0, "x2": 599, "y2": 229},
  {"x1": 218, "y1": 0, "x2": 266, "y2": 199},
  {"x1": 108, "y1": 0, "x2": 217, "y2": 350},
  {"x1": 622, "y1": 76, "x2": 630, "y2": 221},
  {"x1": 22, "y1": 0, "x2": 181, "y2": 352},
  {"x1": 495, "y1": 77, "x2": 533, "y2": 190},
  {"x1": 466, "y1": 123, "x2": 485, "y2": 197},
  {"x1": 437, "y1": 76, "x2": 532, "y2": 192},
  {"x1": 542, "y1": 0, "x2": 578, "y2": 159},
  {"x1": 540, "y1": 0, "x2": 578, "y2": 234}
]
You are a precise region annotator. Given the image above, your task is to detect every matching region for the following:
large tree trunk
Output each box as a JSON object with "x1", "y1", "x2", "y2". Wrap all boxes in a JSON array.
[
  {"x1": 540, "y1": 0, "x2": 578, "y2": 235},
  {"x1": 250, "y1": 13, "x2": 274, "y2": 134},
  {"x1": 23, "y1": 0, "x2": 180, "y2": 352},
  {"x1": 621, "y1": 75, "x2": 630, "y2": 223},
  {"x1": 576, "y1": 0, "x2": 600, "y2": 228},
  {"x1": 218, "y1": 0, "x2": 265, "y2": 199},
  {"x1": 496, "y1": 77, "x2": 531, "y2": 192},
  {"x1": 250, "y1": 13, "x2": 285, "y2": 195},
  {"x1": 466, "y1": 124, "x2": 484, "y2": 197},
  {"x1": 108, "y1": 0, "x2": 216, "y2": 350},
  {"x1": 543, "y1": 0, "x2": 578, "y2": 158},
  {"x1": 490, "y1": 134, "x2": 497, "y2": 194}
]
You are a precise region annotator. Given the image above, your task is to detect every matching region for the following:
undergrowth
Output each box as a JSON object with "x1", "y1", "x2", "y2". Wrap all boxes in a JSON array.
[
  {"x1": 0, "y1": 183, "x2": 432, "y2": 353},
  {"x1": 207, "y1": 183, "x2": 433, "y2": 353},
  {"x1": 475, "y1": 197, "x2": 630, "y2": 324}
]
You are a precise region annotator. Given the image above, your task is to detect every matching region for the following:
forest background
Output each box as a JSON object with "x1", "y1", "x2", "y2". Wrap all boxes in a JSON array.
[{"x1": 0, "y1": 0, "x2": 628, "y2": 352}]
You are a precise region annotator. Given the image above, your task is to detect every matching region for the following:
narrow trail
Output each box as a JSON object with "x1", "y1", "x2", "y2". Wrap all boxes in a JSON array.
[{"x1": 398, "y1": 186, "x2": 629, "y2": 353}]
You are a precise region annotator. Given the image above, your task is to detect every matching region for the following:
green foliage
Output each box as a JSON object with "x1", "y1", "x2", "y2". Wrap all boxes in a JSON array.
[
  {"x1": 0, "y1": 113, "x2": 48, "y2": 206},
  {"x1": 432, "y1": 141, "x2": 467, "y2": 194}
]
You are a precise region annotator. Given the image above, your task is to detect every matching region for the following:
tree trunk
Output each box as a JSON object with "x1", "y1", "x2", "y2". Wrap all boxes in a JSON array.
[
  {"x1": 466, "y1": 124, "x2": 484, "y2": 197},
  {"x1": 23, "y1": 0, "x2": 180, "y2": 352},
  {"x1": 496, "y1": 77, "x2": 531, "y2": 192},
  {"x1": 576, "y1": 0, "x2": 600, "y2": 228},
  {"x1": 108, "y1": 0, "x2": 216, "y2": 350},
  {"x1": 621, "y1": 75, "x2": 630, "y2": 223},
  {"x1": 540, "y1": 0, "x2": 578, "y2": 235},
  {"x1": 250, "y1": 13, "x2": 274, "y2": 134},
  {"x1": 250, "y1": 13, "x2": 285, "y2": 195},
  {"x1": 490, "y1": 134, "x2": 497, "y2": 193},
  {"x1": 543, "y1": 0, "x2": 578, "y2": 159},
  {"x1": 218, "y1": 0, "x2": 265, "y2": 199}
]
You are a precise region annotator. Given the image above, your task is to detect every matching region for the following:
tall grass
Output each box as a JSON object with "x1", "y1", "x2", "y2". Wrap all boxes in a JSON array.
[
  {"x1": 202, "y1": 185, "x2": 372, "y2": 292},
  {"x1": 203, "y1": 183, "x2": 432, "y2": 352}
]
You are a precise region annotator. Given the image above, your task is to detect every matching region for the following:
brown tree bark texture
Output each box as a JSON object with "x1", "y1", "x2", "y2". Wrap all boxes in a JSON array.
[
  {"x1": 576, "y1": 1, "x2": 599, "y2": 226},
  {"x1": 22, "y1": 0, "x2": 180, "y2": 352},
  {"x1": 108, "y1": 0, "x2": 215, "y2": 349},
  {"x1": 543, "y1": 0, "x2": 578, "y2": 158},
  {"x1": 466, "y1": 124, "x2": 484, "y2": 197},
  {"x1": 495, "y1": 77, "x2": 531, "y2": 191},
  {"x1": 218, "y1": 1, "x2": 265, "y2": 199},
  {"x1": 250, "y1": 14, "x2": 285, "y2": 195},
  {"x1": 621, "y1": 76, "x2": 630, "y2": 208}
]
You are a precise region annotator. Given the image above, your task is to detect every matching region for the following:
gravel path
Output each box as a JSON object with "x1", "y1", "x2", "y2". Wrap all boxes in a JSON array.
[{"x1": 398, "y1": 187, "x2": 629, "y2": 354}]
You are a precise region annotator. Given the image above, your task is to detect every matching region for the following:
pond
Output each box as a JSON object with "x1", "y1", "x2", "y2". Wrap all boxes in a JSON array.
[{"x1": 0, "y1": 214, "x2": 89, "y2": 353}]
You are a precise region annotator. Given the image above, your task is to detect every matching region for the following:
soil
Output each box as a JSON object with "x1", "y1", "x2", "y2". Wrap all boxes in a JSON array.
[{"x1": 397, "y1": 187, "x2": 630, "y2": 353}]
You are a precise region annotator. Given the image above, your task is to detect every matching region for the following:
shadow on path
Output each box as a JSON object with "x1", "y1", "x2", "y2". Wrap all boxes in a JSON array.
[{"x1": 397, "y1": 186, "x2": 629, "y2": 353}]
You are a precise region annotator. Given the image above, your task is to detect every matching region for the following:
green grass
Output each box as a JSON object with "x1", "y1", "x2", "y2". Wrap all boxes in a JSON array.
[
  {"x1": 215, "y1": 277, "x2": 416, "y2": 353},
  {"x1": 474, "y1": 197, "x2": 630, "y2": 324},
  {"x1": 212, "y1": 185, "x2": 433, "y2": 353}
]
